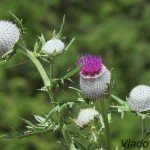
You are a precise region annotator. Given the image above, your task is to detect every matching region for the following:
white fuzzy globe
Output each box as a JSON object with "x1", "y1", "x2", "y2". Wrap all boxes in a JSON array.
[
  {"x1": 76, "y1": 108, "x2": 100, "y2": 128},
  {"x1": 127, "y1": 85, "x2": 150, "y2": 112},
  {"x1": 0, "y1": 21, "x2": 20, "y2": 57},
  {"x1": 43, "y1": 38, "x2": 64, "y2": 55},
  {"x1": 80, "y1": 65, "x2": 111, "y2": 101}
]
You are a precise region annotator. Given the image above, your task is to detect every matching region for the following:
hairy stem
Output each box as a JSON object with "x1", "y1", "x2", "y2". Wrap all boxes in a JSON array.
[
  {"x1": 141, "y1": 116, "x2": 147, "y2": 150},
  {"x1": 17, "y1": 49, "x2": 50, "y2": 87},
  {"x1": 49, "y1": 63, "x2": 76, "y2": 150},
  {"x1": 60, "y1": 114, "x2": 76, "y2": 150},
  {"x1": 99, "y1": 100, "x2": 111, "y2": 150},
  {"x1": 49, "y1": 57, "x2": 55, "y2": 80},
  {"x1": 18, "y1": 48, "x2": 76, "y2": 149},
  {"x1": 91, "y1": 127, "x2": 103, "y2": 149},
  {"x1": 50, "y1": 63, "x2": 54, "y2": 80}
]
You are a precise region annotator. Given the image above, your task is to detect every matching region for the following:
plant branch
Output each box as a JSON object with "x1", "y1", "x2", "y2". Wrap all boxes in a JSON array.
[
  {"x1": 17, "y1": 49, "x2": 50, "y2": 87},
  {"x1": 49, "y1": 63, "x2": 76, "y2": 150},
  {"x1": 99, "y1": 100, "x2": 111, "y2": 150},
  {"x1": 141, "y1": 115, "x2": 147, "y2": 150}
]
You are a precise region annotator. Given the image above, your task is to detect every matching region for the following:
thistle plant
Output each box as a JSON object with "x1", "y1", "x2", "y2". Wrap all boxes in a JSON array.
[{"x1": 1, "y1": 13, "x2": 150, "y2": 150}]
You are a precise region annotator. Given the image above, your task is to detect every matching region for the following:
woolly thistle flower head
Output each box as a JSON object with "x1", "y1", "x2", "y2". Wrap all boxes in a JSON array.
[
  {"x1": 76, "y1": 108, "x2": 101, "y2": 128},
  {"x1": 0, "y1": 20, "x2": 20, "y2": 57},
  {"x1": 77, "y1": 55, "x2": 111, "y2": 101},
  {"x1": 127, "y1": 85, "x2": 150, "y2": 112},
  {"x1": 43, "y1": 38, "x2": 65, "y2": 55}
]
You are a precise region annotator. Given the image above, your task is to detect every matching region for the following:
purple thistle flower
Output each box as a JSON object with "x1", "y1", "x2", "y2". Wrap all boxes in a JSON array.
[
  {"x1": 77, "y1": 55, "x2": 103, "y2": 76},
  {"x1": 77, "y1": 54, "x2": 111, "y2": 101}
]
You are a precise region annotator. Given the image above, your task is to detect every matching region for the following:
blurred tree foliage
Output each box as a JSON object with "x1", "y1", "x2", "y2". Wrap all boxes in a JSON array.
[{"x1": 0, "y1": 0, "x2": 150, "y2": 149}]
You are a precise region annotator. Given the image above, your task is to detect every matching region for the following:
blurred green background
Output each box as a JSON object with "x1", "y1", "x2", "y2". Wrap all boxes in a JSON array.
[{"x1": 0, "y1": 0, "x2": 150, "y2": 149}]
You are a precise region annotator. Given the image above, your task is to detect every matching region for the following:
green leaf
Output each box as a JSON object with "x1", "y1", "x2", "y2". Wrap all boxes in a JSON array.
[
  {"x1": 69, "y1": 87, "x2": 82, "y2": 93},
  {"x1": 2, "y1": 49, "x2": 14, "y2": 60},
  {"x1": 111, "y1": 94, "x2": 126, "y2": 105},
  {"x1": 74, "y1": 140, "x2": 87, "y2": 150},
  {"x1": 55, "y1": 15, "x2": 65, "y2": 39},
  {"x1": 110, "y1": 105, "x2": 130, "y2": 111},
  {"x1": 21, "y1": 118, "x2": 45, "y2": 130},
  {"x1": 58, "y1": 103, "x2": 68, "y2": 112},
  {"x1": 61, "y1": 66, "x2": 80, "y2": 80},
  {"x1": 34, "y1": 41, "x2": 39, "y2": 52},
  {"x1": 109, "y1": 105, "x2": 131, "y2": 119},
  {"x1": 53, "y1": 30, "x2": 56, "y2": 37},
  {"x1": 44, "y1": 101, "x2": 77, "y2": 124},
  {"x1": 69, "y1": 131, "x2": 93, "y2": 143},
  {"x1": 34, "y1": 34, "x2": 45, "y2": 53},
  {"x1": 10, "y1": 12, "x2": 24, "y2": 33},
  {"x1": 65, "y1": 37, "x2": 75, "y2": 51},
  {"x1": 34, "y1": 115, "x2": 46, "y2": 124},
  {"x1": 44, "y1": 105, "x2": 60, "y2": 123},
  {"x1": 109, "y1": 94, "x2": 131, "y2": 118},
  {"x1": 0, "y1": 127, "x2": 53, "y2": 139},
  {"x1": 38, "y1": 34, "x2": 45, "y2": 47}
]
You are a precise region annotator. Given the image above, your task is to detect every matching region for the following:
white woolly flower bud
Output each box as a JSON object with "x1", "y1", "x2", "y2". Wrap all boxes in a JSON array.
[
  {"x1": 43, "y1": 38, "x2": 65, "y2": 55},
  {"x1": 127, "y1": 85, "x2": 150, "y2": 112},
  {"x1": 80, "y1": 65, "x2": 111, "y2": 100},
  {"x1": 76, "y1": 108, "x2": 100, "y2": 128},
  {"x1": 0, "y1": 20, "x2": 20, "y2": 57}
]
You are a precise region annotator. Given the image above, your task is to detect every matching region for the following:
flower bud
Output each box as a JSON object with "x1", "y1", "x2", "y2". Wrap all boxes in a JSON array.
[
  {"x1": 43, "y1": 38, "x2": 64, "y2": 55},
  {"x1": 127, "y1": 85, "x2": 150, "y2": 112},
  {"x1": 76, "y1": 108, "x2": 100, "y2": 128},
  {"x1": 77, "y1": 55, "x2": 110, "y2": 100},
  {"x1": 0, "y1": 20, "x2": 20, "y2": 57}
]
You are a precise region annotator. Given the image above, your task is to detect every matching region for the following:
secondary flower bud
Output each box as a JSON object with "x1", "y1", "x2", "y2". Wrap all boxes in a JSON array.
[
  {"x1": 127, "y1": 85, "x2": 150, "y2": 112},
  {"x1": 76, "y1": 108, "x2": 100, "y2": 128},
  {"x1": 43, "y1": 38, "x2": 64, "y2": 55},
  {"x1": 0, "y1": 20, "x2": 20, "y2": 57},
  {"x1": 77, "y1": 55, "x2": 111, "y2": 100}
]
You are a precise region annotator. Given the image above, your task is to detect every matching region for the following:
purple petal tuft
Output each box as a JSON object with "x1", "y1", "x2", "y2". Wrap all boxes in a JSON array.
[{"x1": 77, "y1": 55, "x2": 102, "y2": 76}]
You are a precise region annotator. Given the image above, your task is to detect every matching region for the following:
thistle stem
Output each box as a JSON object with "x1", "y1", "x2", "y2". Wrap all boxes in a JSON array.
[
  {"x1": 49, "y1": 63, "x2": 76, "y2": 150},
  {"x1": 17, "y1": 49, "x2": 50, "y2": 87},
  {"x1": 141, "y1": 116, "x2": 147, "y2": 150},
  {"x1": 17, "y1": 45, "x2": 76, "y2": 149},
  {"x1": 50, "y1": 63, "x2": 54, "y2": 80},
  {"x1": 91, "y1": 126, "x2": 103, "y2": 149},
  {"x1": 60, "y1": 114, "x2": 76, "y2": 150},
  {"x1": 49, "y1": 58, "x2": 55, "y2": 80},
  {"x1": 99, "y1": 100, "x2": 111, "y2": 150},
  {"x1": 141, "y1": 118, "x2": 145, "y2": 140}
]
